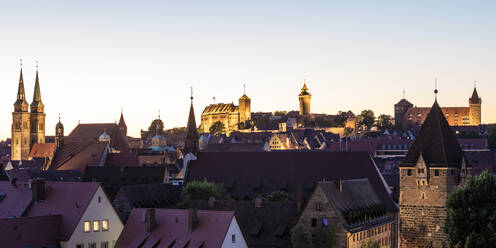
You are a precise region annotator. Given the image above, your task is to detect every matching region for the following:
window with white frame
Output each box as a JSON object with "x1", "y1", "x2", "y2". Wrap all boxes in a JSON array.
[
  {"x1": 84, "y1": 221, "x2": 91, "y2": 232},
  {"x1": 102, "y1": 219, "x2": 109, "y2": 231},
  {"x1": 93, "y1": 220, "x2": 100, "y2": 232}
]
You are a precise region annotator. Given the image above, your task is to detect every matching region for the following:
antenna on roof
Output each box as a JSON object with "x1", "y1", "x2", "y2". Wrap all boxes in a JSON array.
[{"x1": 434, "y1": 78, "x2": 439, "y2": 101}]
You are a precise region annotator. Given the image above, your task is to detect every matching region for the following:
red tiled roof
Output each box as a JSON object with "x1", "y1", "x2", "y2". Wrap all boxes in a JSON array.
[
  {"x1": 0, "y1": 181, "x2": 100, "y2": 241},
  {"x1": 29, "y1": 143, "x2": 56, "y2": 158},
  {"x1": 51, "y1": 141, "x2": 108, "y2": 172},
  {"x1": 67, "y1": 123, "x2": 130, "y2": 152},
  {"x1": 0, "y1": 215, "x2": 61, "y2": 248},
  {"x1": 116, "y1": 208, "x2": 235, "y2": 248},
  {"x1": 187, "y1": 151, "x2": 397, "y2": 212}
]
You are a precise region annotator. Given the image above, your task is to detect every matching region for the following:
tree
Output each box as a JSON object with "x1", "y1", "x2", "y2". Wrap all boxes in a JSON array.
[
  {"x1": 487, "y1": 124, "x2": 496, "y2": 149},
  {"x1": 274, "y1": 110, "x2": 288, "y2": 116},
  {"x1": 444, "y1": 171, "x2": 496, "y2": 248},
  {"x1": 265, "y1": 190, "x2": 293, "y2": 202},
  {"x1": 313, "y1": 227, "x2": 335, "y2": 248},
  {"x1": 357, "y1": 110, "x2": 375, "y2": 131},
  {"x1": 334, "y1": 112, "x2": 349, "y2": 127},
  {"x1": 363, "y1": 239, "x2": 380, "y2": 248},
  {"x1": 183, "y1": 180, "x2": 224, "y2": 201},
  {"x1": 376, "y1": 114, "x2": 394, "y2": 132},
  {"x1": 290, "y1": 224, "x2": 311, "y2": 248},
  {"x1": 209, "y1": 121, "x2": 225, "y2": 135}
]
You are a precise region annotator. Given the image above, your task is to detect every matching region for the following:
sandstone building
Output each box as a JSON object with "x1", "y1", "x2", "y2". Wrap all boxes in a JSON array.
[
  {"x1": 11, "y1": 67, "x2": 46, "y2": 161},
  {"x1": 395, "y1": 86, "x2": 481, "y2": 128},
  {"x1": 199, "y1": 91, "x2": 251, "y2": 134},
  {"x1": 299, "y1": 83, "x2": 311, "y2": 116},
  {"x1": 399, "y1": 95, "x2": 471, "y2": 247}
]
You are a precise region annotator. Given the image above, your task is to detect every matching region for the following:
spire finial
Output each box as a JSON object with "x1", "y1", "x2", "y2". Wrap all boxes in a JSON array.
[
  {"x1": 58, "y1": 113, "x2": 61, "y2": 122},
  {"x1": 121, "y1": 107, "x2": 123, "y2": 115},
  {"x1": 212, "y1": 96, "x2": 216, "y2": 104},
  {"x1": 243, "y1": 83, "x2": 246, "y2": 95},
  {"x1": 190, "y1": 86, "x2": 193, "y2": 101},
  {"x1": 36, "y1": 60, "x2": 38, "y2": 71},
  {"x1": 434, "y1": 78, "x2": 439, "y2": 100},
  {"x1": 474, "y1": 80, "x2": 477, "y2": 88},
  {"x1": 158, "y1": 109, "x2": 161, "y2": 120},
  {"x1": 20, "y1": 58, "x2": 23, "y2": 68},
  {"x1": 403, "y1": 90, "x2": 405, "y2": 99}
]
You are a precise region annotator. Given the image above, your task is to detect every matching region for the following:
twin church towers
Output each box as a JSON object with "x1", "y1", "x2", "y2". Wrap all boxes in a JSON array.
[{"x1": 11, "y1": 64, "x2": 46, "y2": 160}]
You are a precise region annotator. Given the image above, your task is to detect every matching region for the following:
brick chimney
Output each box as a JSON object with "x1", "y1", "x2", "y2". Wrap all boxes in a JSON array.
[
  {"x1": 255, "y1": 196, "x2": 263, "y2": 208},
  {"x1": 142, "y1": 208, "x2": 155, "y2": 233},
  {"x1": 208, "y1": 197, "x2": 215, "y2": 208},
  {"x1": 188, "y1": 208, "x2": 198, "y2": 233},
  {"x1": 31, "y1": 179, "x2": 46, "y2": 202}
]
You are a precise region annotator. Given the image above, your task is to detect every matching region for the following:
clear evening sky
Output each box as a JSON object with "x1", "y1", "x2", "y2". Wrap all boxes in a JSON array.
[{"x1": 1, "y1": 1, "x2": 495, "y2": 139}]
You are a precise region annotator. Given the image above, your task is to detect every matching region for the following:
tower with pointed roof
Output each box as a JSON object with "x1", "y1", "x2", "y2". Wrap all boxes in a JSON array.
[
  {"x1": 399, "y1": 90, "x2": 471, "y2": 247},
  {"x1": 55, "y1": 114, "x2": 64, "y2": 148},
  {"x1": 12, "y1": 66, "x2": 31, "y2": 160},
  {"x1": 238, "y1": 85, "x2": 251, "y2": 125},
  {"x1": 298, "y1": 83, "x2": 311, "y2": 116},
  {"x1": 184, "y1": 89, "x2": 200, "y2": 155},
  {"x1": 468, "y1": 85, "x2": 481, "y2": 125},
  {"x1": 118, "y1": 110, "x2": 127, "y2": 136},
  {"x1": 30, "y1": 68, "x2": 46, "y2": 147},
  {"x1": 394, "y1": 92, "x2": 413, "y2": 129}
]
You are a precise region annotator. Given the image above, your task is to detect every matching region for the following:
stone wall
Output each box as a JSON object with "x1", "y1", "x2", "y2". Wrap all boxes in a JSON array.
[{"x1": 400, "y1": 205, "x2": 447, "y2": 248}]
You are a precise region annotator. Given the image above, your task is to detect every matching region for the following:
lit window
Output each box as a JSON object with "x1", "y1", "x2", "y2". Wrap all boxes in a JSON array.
[
  {"x1": 102, "y1": 220, "x2": 109, "y2": 231},
  {"x1": 93, "y1": 220, "x2": 100, "y2": 232},
  {"x1": 84, "y1": 221, "x2": 91, "y2": 232},
  {"x1": 232, "y1": 234, "x2": 236, "y2": 243}
]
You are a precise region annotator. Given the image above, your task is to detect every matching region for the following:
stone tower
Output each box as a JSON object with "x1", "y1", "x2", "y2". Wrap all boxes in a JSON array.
[
  {"x1": 394, "y1": 97, "x2": 413, "y2": 129},
  {"x1": 238, "y1": 86, "x2": 251, "y2": 124},
  {"x1": 399, "y1": 95, "x2": 470, "y2": 247},
  {"x1": 55, "y1": 114, "x2": 64, "y2": 148},
  {"x1": 30, "y1": 69, "x2": 46, "y2": 147},
  {"x1": 11, "y1": 68, "x2": 31, "y2": 160},
  {"x1": 184, "y1": 90, "x2": 200, "y2": 155},
  {"x1": 298, "y1": 83, "x2": 311, "y2": 116},
  {"x1": 468, "y1": 86, "x2": 481, "y2": 125},
  {"x1": 118, "y1": 110, "x2": 127, "y2": 136}
]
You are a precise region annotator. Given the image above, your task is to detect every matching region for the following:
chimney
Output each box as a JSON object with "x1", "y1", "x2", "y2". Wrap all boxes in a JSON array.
[
  {"x1": 31, "y1": 179, "x2": 46, "y2": 202},
  {"x1": 296, "y1": 186, "x2": 303, "y2": 212},
  {"x1": 335, "y1": 178, "x2": 343, "y2": 192},
  {"x1": 208, "y1": 197, "x2": 215, "y2": 208},
  {"x1": 143, "y1": 208, "x2": 155, "y2": 233},
  {"x1": 255, "y1": 196, "x2": 263, "y2": 208},
  {"x1": 188, "y1": 208, "x2": 198, "y2": 233}
]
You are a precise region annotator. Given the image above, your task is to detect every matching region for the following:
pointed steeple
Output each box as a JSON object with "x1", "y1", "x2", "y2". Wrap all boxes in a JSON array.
[
  {"x1": 31, "y1": 68, "x2": 43, "y2": 107},
  {"x1": 14, "y1": 62, "x2": 29, "y2": 112},
  {"x1": 299, "y1": 83, "x2": 311, "y2": 96},
  {"x1": 185, "y1": 87, "x2": 200, "y2": 155},
  {"x1": 469, "y1": 84, "x2": 481, "y2": 104},
  {"x1": 118, "y1": 109, "x2": 127, "y2": 136},
  {"x1": 401, "y1": 99, "x2": 465, "y2": 167}
]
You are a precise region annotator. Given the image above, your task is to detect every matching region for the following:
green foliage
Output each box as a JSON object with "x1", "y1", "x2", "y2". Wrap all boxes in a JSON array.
[
  {"x1": 265, "y1": 190, "x2": 293, "y2": 202},
  {"x1": 209, "y1": 121, "x2": 225, "y2": 135},
  {"x1": 313, "y1": 227, "x2": 335, "y2": 248},
  {"x1": 444, "y1": 171, "x2": 496, "y2": 248},
  {"x1": 274, "y1": 111, "x2": 288, "y2": 116},
  {"x1": 183, "y1": 179, "x2": 224, "y2": 201},
  {"x1": 362, "y1": 239, "x2": 380, "y2": 248},
  {"x1": 334, "y1": 112, "x2": 349, "y2": 127},
  {"x1": 357, "y1": 110, "x2": 375, "y2": 131},
  {"x1": 456, "y1": 131, "x2": 481, "y2": 139},
  {"x1": 487, "y1": 124, "x2": 496, "y2": 149},
  {"x1": 290, "y1": 224, "x2": 311, "y2": 248},
  {"x1": 315, "y1": 116, "x2": 333, "y2": 127},
  {"x1": 344, "y1": 127, "x2": 354, "y2": 137},
  {"x1": 376, "y1": 114, "x2": 394, "y2": 132}
]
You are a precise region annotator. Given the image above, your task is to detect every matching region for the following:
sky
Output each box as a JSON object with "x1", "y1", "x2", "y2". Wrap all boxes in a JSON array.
[{"x1": 1, "y1": 1, "x2": 495, "y2": 139}]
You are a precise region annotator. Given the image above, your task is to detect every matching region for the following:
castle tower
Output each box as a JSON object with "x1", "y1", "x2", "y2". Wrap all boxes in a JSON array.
[
  {"x1": 468, "y1": 85, "x2": 481, "y2": 125},
  {"x1": 184, "y1": 88, "x2": 200, "y2": 155},
  {"x1": 394, "y1": 92, "x2": 413, "y2": 129},
  {"x1": 399, "y1": 90, "x2": 470, "y2": 247},
  {"x1": 298, "y1": 83, "x2": 311, "y2": 116},
  {"x1": 118, "y1": 109, "x2": 127, "y2": 136},
  {"x1": 30, "y1": 68, "x2": 46, "y2": 147},
  {"x1": 238, "y1": 85, "x2": 251, "y2": 124},
  {"x1": 55, "y1": 114, "x2": 64, "y2": 148},
  {"x1": 11, "y1": 67, "x2": 31, "y2": 160}
]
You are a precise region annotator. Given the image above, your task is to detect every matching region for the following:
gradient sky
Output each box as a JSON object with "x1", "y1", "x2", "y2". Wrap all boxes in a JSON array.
[{"x1": 1, "y1": 1, "x2": 495, "y2": 139}]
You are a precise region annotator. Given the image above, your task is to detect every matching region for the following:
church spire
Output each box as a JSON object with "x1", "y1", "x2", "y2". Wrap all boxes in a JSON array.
[
  {"x1": 185, "y1": 87, "x2": 200, "y2": 155},
  {"x1": 469, "y1": 82, "x2": 481, "y2": 104},
  {"x1": 14, "y1": 60, "x2": 28, "y2": 112},
  {"x1": 31, "y1": 63, "x2": 43, "y2": 106},
  {"x1": 118, "y1": 108, "x2": 127, "y2": 136}
]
